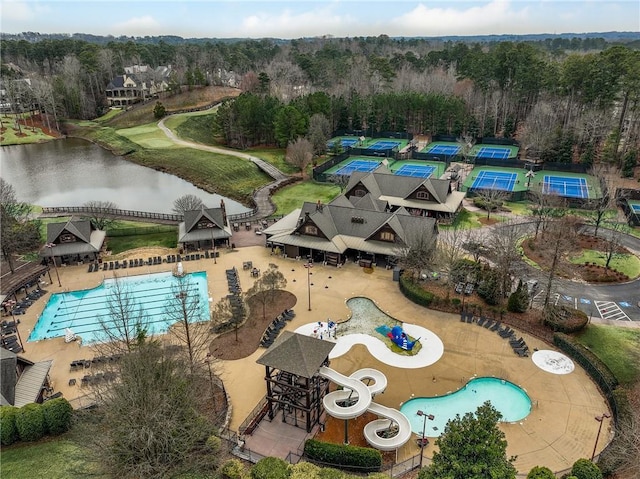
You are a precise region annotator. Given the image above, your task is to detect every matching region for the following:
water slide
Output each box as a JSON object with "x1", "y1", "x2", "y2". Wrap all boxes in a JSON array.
[{"x1": 319, "y1": 366, "x2": 412, "y2": 451}]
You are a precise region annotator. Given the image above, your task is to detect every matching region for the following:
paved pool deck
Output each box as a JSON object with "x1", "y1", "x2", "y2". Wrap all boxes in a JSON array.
[{"x1": 13, "y1": 245, "x2": 613, "y2": 474}]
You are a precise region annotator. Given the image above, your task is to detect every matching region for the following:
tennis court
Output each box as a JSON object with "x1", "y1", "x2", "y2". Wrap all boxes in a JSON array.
[
  {"x1": 471, "y1": 170, "x2": 518, "y2": 191},
  {"x1": 328, "y1": 137, "x2": 360, "y2": 149},
  {"x1": 475, "y1": 146, "x2": 511, "y2": 159},
  {"x1": 368, "y1": 140, "x2": 401, "y2": 150},
  {"x1": 629, "y1": 201, "x2": 640, "y2": 213},
  {"x1": 425, "y1": 144, "x2": 460, "y2": 156},
  {"x1": 394, "y1": 164, "x2": 437, "y2": 178},
  {"x1": 334, "y1": 158, "x2": 381, "y2": 176},
  {"x1": 542, "y1": 175, "x2": 589, "y2": 199}
]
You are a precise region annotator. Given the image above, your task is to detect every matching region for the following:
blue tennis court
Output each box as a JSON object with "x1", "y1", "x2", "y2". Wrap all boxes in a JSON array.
[
  {"x1": 368, "y1": 140, "x2": 401, "y2": 150},
  {"x1": 426, "y1": 144, "x2": 460, "y2": 155},
  {"x1": 471, "y1": 171, "x2": 518, "y2": 191},
  {"x1": 542, "y1": 175, "x2": 589, "y2": 199},
  {"x1": 328, "y1": 138, "x2": 359, "y2": 148},
  {"x1": 630, "y1": 203, "x2": 640, "y2": 213},
  {"x1": 395, "y1": 164, "x2": 436, "y2": 178},
  {"x1": 475, "y1": 147, "x2": 511, "y2": 159},
  {"x1": 334, "y1": 159, "x2": 380, "y2": 176}
]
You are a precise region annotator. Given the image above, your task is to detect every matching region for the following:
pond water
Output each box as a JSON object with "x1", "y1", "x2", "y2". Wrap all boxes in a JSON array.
[{"x1": 0, "y1": 138, "x2": 250, "y2": 214}]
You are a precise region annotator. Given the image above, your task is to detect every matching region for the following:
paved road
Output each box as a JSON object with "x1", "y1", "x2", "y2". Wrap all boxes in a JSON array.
[{"x1": 158, "y1": 115, "x2": 291, "y2": 220}]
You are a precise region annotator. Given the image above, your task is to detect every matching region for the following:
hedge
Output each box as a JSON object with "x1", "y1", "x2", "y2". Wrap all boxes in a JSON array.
[
  {"x1": 0, "y1": 405, "x2": 19, "y2": 445},
  {"x1": 251, "y1": 456, "x2": 291, "y2": 479},
  {"x1": 42, "y1": 397, "x2": 73, "y2": 435},
  {"x1": 304, "y1": 439, "x2": 382, "y2": 472},
  {"x1": 15, "y1": 403, "x2": 46, "y2": 442},
  {"x1": 398, "y1": 274, "x2": 435, "y2": 308},
  {"x1": 544, "y1": 305, "x2": 589, "y2": 333}
]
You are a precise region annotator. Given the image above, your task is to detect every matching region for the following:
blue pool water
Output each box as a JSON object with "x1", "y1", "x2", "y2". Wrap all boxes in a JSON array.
[
  {"x1": 400, "y1": 377, "x2": 531, "y2": 437},
  {"x1": 28, "y1": 271, "x2": 210, "y2": 344}
]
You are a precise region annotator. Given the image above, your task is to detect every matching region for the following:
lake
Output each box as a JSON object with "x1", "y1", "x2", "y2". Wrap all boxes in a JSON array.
[{"x1": 0, "y1": 138, "x2": 250, "y2": 215}]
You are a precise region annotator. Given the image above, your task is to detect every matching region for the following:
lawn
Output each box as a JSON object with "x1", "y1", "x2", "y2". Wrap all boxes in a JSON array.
[
  {"x1": 116, "y1": 123, "x2": 178, "y2": 149},
  {"x1": 0, "y1": 117, "x2": 56, "y2": 146},
  {"x1": 0, "y1": 437, "x2": 103, "y2": 479},
  {"x1": 440, "y1": 208, "x2": 483, "y2": 230},
  {"x1": 106, "y1": 231, "x2": 177, "y2": 254},
  {"x1": 271, "y1": 181, "x2": 340, "y2": 216},
  {"x1": 576, "y1": 325, "x2": 640, "y2": 385},
  {"x1": 569, "y1": 249, "x2": 640, "y2": 279}
]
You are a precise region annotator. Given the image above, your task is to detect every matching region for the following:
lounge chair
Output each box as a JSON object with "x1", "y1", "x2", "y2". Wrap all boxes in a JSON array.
[
  {"x1": 490, "y1": 321, "x2": 501, "y2": 332},
  {"x1": 88, "y1": 264, "x2": 94, "y2": 273},
  {"x1": 477, "y1": 317, "x2": 486, "y2": 327},
  {"x1": 483, "y1": 319, "x2": 494, "y2": 329}
]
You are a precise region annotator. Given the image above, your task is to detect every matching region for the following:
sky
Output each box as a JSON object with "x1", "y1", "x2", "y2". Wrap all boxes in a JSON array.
[{"x1": 1, "y1": 0, "x2": 638, "y2": 39}]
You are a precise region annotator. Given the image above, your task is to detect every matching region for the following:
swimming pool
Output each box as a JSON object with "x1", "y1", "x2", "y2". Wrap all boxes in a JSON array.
[
  {"x1": 28, "y1": 271, "x2": 210, "y2": 344},
  {"x1": 400, "y1": 377, "x2": 531, "y2": 437}
]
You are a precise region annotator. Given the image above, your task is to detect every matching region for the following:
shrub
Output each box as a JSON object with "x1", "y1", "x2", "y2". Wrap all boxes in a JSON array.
[
  {"x1": 571, "y1": 458, "x2": 603, "y2": 479},
  {"x1": 288, "y1": 461, "x2": 319, "y2": 479},
  {"x1": 399, "y1": 274, "x2": 436, "y2": 308},
  {"x1": 42, "y1": 397, "x2": 73, "y2": 435},
  {"x1": 220, "y1": 459, "x2": 245, "y2": 479},
  {"x1": 206, "y1": 435, "x2": 222, "y2": 453},
  {"x1": 527, "y1": 466, "x2": 556, "y2": 479},
  {"x1": 544, "y1": 305, "x2": 588, "y2": 333},
  {"x1": 0, "y1": 406, "x2": 19, "y2": 445},
  {"x1": 507, "y1": 280, "x2": 529, "y2": 313},
  {"x1": 304, "y1": 439, "x2": 381, "y2": 472},
  {"x1": 476, "y1": 269, "x2": 500, "y2": 306},
  {"x1": 15, "y1": 403, "x2": 46, "y2": 442},
  {"x1": 251, "y1": 457, "x2": 291, "y2": 479}
]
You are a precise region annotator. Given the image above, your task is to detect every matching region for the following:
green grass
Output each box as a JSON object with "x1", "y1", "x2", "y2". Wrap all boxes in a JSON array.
[
  {"x1": 576, "y1": 325, "x2": 640, "y2": 385},
  {"x1": 569, "y1": 249, "x2": 640, "y2": 279},
  {"x1": 116, "y1": 123, "x2": 178, "y2": 149},
  {"x1": 106, "y1": 231, "x2": 177, "y2": 254},
  {"x1": 0, "y1": 115, "x2": 56, "y2": 145},
  {"x1": 440, "y1": 208, "x2": 483, "y2": 230},
  {"x1": 271, "y1": 181, "x2": 341, "y2": 216},
  {"x1": 0, "y1": 437, "x2": 104, "y2": 479},
  {"x1": 503, "y1": 201, "x2": 532, "y2": 216}
]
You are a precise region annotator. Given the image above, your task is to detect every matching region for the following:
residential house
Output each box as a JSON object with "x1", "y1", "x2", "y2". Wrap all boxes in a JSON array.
[
  {"x1": 343, "y1": 165, "x2": 466, "y2": 222},
  {"x1": 40, "y1": 219, "x2": 106, "y2": 266},
  {"x1": 178, "y1": 202, "x2": 233, "y2": 252},
  {"x1": 263, "y1": 199, "x2": 437, "y2": 267},
  {"x1": 105, "y1": 64, "x2": 172, "y2": 107}
]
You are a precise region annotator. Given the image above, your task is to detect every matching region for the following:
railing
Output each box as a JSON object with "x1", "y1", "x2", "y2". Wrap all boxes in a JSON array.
[
  {"x1": 238, "y1": 396, "x2": 269, "y2": 436},
  {"x1": 41, "y1": 206, "x2": 183, "y2": 223}
]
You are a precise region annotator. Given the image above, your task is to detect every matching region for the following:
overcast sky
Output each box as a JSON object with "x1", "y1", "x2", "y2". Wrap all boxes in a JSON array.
[{"x1": 1, "y1": 0, "x2": 638, "y2": 39}]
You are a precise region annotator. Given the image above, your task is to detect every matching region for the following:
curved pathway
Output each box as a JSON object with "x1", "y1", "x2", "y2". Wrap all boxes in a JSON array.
[{"x1": 158, "y1": 116, "x2": 292, "y2": 220}]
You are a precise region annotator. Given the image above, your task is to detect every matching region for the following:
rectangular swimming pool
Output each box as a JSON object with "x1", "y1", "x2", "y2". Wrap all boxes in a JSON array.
[{"x1": 28, "y1": 271, "x2": 210, "y2": 344}]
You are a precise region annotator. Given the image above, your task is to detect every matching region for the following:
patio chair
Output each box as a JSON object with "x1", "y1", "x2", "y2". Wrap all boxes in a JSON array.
[
  {"x1": 476, "y1": 317, "x2": 486, "y2": 327},
  {"x1": 483, "y1": 319, "x2": 494, "y2": 329},
  {"x1": 490, "y1": 321, "x2": 501, "y2": 331}
]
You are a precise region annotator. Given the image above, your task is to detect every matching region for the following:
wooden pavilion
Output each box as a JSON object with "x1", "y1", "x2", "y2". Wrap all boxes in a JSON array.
[{"x1": 256, "y1": 331, "x2": 335, "y2": 433}]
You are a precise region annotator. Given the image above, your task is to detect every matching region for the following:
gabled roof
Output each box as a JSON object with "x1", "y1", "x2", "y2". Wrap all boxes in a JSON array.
[
  {"x1": 178, "y1": 207, "x2": 232, "y2": 244},
  {"x1": 256, "y1": 331, "x2": 335, "y2": 378},
  {"x1": 14, "y1": 360, "x2": 52, "y2": 407},
  {"x1": 46, "y1": 219, "x2": 93, "y2": 244},
  {"x1": 351, "y1": 193, "x2": 388, "y2": 212},
  {"x1": 183, "y1": 208, "x2": 226, "y2": 233}
]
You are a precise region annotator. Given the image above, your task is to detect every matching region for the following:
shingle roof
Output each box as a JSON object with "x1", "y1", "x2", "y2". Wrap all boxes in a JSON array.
[
  {"x1": 179, "y1": 207, "x2": 232, "y2": 243},
  {"x1": 183, "y1": 208, "x2": 226, "y2": 233},
  {"x1": 46, "y1": 219, "x2": 93, "y2": 244},
  {"x1": 256, "y1": 331, "x2": 335, "y2": 378},
  {"x1": 14, "y1": 360, "x2": 52, "y2": 407}
]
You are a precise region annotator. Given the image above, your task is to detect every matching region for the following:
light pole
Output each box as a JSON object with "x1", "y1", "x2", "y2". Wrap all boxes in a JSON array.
[
  {"x1": 44, "y1": 243, "x2": 61, "y2": 287},
  {"x1": 305, "y1": 255, "x2": 313, "y2": 311},
  {"x1": 417, "y1": 410, "x2": 434, "y2": 469},
  {"x1": 204, "y1": 352, "x2": 216, "y2": 409},
  {"x1": 591, "y1": 412, "x2": 611, "y2": 460}
]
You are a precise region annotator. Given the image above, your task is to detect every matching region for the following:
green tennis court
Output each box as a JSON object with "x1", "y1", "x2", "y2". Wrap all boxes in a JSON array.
[
  {"x1": 390, "y1": 160, "x2": 446, "y2": 179},
  {"x1": 470, "y1": 143, "x2": 519, "y2": 159},
  {"x1": 420, "y1": 141, "x2": 460, "y2": 155},
  {"x1": 324, "y1": 156, "x2": 386, "y2": 176}
]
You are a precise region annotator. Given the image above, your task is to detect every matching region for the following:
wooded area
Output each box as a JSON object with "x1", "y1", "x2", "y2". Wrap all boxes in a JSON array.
[{"x1": 1, "y1": 35, "x2": 638, "y2": 167}]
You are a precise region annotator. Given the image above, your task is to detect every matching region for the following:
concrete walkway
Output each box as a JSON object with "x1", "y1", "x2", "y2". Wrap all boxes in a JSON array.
[{"x1": 157, "y1": 115, "x2": 291, "y2": 220}]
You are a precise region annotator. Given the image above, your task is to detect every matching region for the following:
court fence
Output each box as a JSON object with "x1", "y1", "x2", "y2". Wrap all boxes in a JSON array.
[
  {"x1": 313, "y1": 152, "x2": 351, "y2": 182},
  {"x1": 332, "y1": 129, "x2": 413, "y2": 141},
  {"x1": 615, "y1": 188, "x2": 640, "y2": 226}
]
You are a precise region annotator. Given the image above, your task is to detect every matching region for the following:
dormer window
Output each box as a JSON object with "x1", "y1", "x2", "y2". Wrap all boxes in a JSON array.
[
  {"x1": 304, "y1": 225, "x2": 318, "y2": 235},
  {"x1": 380, "y1": 231, "x2": 395, "y2": 242},
  {"x1": 353, "y1": 189, "x2": 366, "y2": 197},
  {"x1": 416, "y1": 191, "x2": 430, "y2": 200},
  {"x1": 59, "y1": 233, "x2": 76, "y2": 243}
]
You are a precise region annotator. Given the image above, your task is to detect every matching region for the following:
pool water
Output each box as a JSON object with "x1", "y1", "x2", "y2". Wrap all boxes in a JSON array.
[
  {"x1": 341, "y1": 297, "x2": 399, "y2": 335},
  {"x1": 28, "y1": 271, "x2": 210, "y2": 344},
  {"x1": 400, "y1": 377, "x2": 531, "y2": 437}
]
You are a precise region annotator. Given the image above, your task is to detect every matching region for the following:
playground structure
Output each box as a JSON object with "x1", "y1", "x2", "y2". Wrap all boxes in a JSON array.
[
  {"x1": 319, "y1": 366, "x2": 412, "y2": 451},
  {"x1": 386, "y1": 325, "x2": 418, "y2": 351}
]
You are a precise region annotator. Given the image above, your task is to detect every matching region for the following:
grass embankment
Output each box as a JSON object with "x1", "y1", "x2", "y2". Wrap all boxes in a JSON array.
[
  {"x1": 569, "y1": 250, "x2": 640, "y2": 279},
  {"x1": 576, "y1": 325, "x2": 640, "y2": 385},
  {"x1": 71, "y1": 126, "x2": 270, "y2": 205},
  {"x1": 106, "y1": 230, "x2": 177, "y2": 254},
  {"x1": 0, "y1": 437, "x2": 104, "y2": 479},
  {"x1": 271, "y1": 182, "x2": 341, "y2": 216},
  {"x1": 1, "y1": 114, "x2": 56, "y2": 145}
]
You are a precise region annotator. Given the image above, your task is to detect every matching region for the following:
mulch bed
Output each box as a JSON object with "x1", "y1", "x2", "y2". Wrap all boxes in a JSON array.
[{"x1": 209, "y1": 290, "x2": 297, "y2": 360}]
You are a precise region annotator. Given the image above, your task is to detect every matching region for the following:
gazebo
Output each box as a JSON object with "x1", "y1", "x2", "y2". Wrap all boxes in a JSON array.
[{"x1": 256, "y1": 332, "x2": 335, "y2": 433}]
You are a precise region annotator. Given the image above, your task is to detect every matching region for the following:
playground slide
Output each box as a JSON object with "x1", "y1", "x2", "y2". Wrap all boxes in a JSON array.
[{"x1": 319, "y1": 366, "x2": 412, "y2": 451}]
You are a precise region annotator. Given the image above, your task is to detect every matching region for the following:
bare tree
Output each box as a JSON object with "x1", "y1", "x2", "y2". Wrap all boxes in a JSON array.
[
  {"x1": 473, "y1": 188, "x2": 509, "y2": 219},
  {"x1": 82, "y1": 200, "x2": 119, "y2": 230},
  {"x1": 246, "y1": 265, "x2": 287, "y2": 322},
  {"x1": 541, "y1": 217, "x2": 580, "y2": 306},
  {"x1": 285, "y1": 137, "x2": 313, "y2": 179},
  {"x1": 395, "y1": 223, "x2": 438, "y2": 279},
  {"x1": 306, "y1": 113, "x2": 332, "y2": 157},
  {"x1": 601, "y1": 223, "x2": 626, "y2": 269},
  {"x1": 587, "y1": 164, "x2": 618, "y2": 237},
  {"x1": 211, "y1": 296, "x2": 244, "y2": 342},
  {"x1": 94, "y1": 275, "x2": 149, "y2": 354},
  {"x1": 172, "y1": 194, "x2": 204, "y2": 215},
  {"x1": 327, "y1": 173, "x2": 350, "y2": 193},
  {"x1": 527, "y1": 189, "x2": 566, "y2": 239},
  {"x1": 165, "y1": 276, "x2": 212, "y2": 373},
  {"x1": 436, "y1": 225, "x2": 470, "y2": 283},
  {"x1": 456, "y1": 133, "x2": 476, "y2": 163},
  {"x1": 485, "y1": 221, "x2": 525, "y2": 299},
  {"x1": 76, "y1": 340, "x2": 220, "y2": 479}
]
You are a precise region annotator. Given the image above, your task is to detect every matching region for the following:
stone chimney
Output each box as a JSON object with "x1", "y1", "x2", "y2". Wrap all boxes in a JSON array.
[{"x1": 220, "y1": 200, "x2": 227, "y2": 226}]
